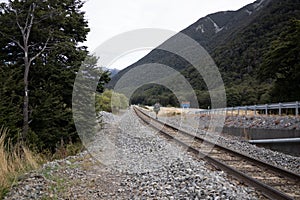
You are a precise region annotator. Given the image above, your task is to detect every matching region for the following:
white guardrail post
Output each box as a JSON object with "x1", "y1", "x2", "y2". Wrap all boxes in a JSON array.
[
  {"x1": 296, "y1": 101, "x2": 299, "y2": 116},
  {"x1": 279, "y1": 103, "x2": 282, "y2": 116}
]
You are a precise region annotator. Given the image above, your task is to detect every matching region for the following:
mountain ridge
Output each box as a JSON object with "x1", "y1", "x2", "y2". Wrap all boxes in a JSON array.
[
  {"x1": 107, "y1": 0, "x2": 271, "y2": 88},
  {"x1": 107, "y1": 0, "x2": 300, "y2": 107}
]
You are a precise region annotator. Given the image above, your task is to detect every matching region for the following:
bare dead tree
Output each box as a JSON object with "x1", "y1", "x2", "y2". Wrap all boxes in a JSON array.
[{"x1": 0, "y1": 2, "x2": 51, "y2": 142}]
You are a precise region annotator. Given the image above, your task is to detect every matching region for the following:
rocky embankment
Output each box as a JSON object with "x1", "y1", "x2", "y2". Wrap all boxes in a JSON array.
[
  {"x1": 225, "y1": 115, "x2": 300, "y2": 130},
  {"x1": 5, "y1": 109, "x2": 262, "y2": 199}
]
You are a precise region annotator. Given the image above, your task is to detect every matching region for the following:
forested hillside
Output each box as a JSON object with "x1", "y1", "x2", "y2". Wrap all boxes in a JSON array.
[{"x1": 108, "y1": 0, "x2": 300, "y2": 108}]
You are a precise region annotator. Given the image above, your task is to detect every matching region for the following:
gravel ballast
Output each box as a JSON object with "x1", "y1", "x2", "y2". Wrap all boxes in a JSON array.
[
  {"x1": 5, "y1": 108, "x2": 262, "y2": 199},
  {"x1": 149, "y1": 109, "x2": 300, "y2": 175}
]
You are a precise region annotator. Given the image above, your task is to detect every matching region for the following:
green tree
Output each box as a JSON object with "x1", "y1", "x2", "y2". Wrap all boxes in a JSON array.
[
  {"x1": 0, "y1": 65, "x2": 23, "y2": 140},
  {"x1": 196, "y1": 90, "x2": 210, "y2": 109},
  {"x1": 0, "y1": 1, "x2": 52, "y2": 139},
  {"x1": 259, "y1": 19, "x2": 300, "y2": 102},
  {"x1": 0, "y1": 0, "x2": 90, "y2": 150},
  {"x1": 96, "y1": 90, "x2": 128, "y2": 113},
  {"x1": 96, "y1": 91, "x2": 111, "y2": 112},
  {"x1": 80, "y1": 54, "x2": 111, "y2": 93},
  {"x1": 72, "y1": 54, "x2": 111, "y2": 144},
  {"x1": 226, "y1": 87, "x2": 241, "y2": 107}
]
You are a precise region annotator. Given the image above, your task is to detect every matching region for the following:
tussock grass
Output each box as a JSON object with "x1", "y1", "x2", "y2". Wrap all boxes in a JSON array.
[
  {"x1": 52, "y1": 139, "x2": 84, "y2": 160},
  {"x1": 0, "y1": 126, "x2": 41, "y2": 199}
]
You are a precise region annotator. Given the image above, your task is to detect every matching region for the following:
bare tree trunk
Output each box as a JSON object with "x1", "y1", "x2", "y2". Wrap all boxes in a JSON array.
[
  {"x1": 22, "y1": 50, "x2": 30, "y2": 141},
  {"x1": 0, "y1": 2, "x2": 50, "y2": 142}
]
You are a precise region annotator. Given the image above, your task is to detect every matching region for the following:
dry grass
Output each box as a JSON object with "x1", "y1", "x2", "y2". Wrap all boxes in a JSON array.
[
  {"x1": 0, "y1": 126, "x2": 41, "y2": 199},
  {"x1": 146, "y1": 106, "x2": 183, "y2": 117}
]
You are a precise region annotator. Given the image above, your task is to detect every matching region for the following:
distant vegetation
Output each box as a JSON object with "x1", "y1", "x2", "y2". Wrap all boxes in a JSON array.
[
  {"x1": 130, "y1": 84, "x2": 179, "y2": 107},
  {"x1": 258, "y1": 19, "x2": 300, "y2": 102},
  {"x1": 96, "y1": 89, "x2": 129, "y2": 112}
]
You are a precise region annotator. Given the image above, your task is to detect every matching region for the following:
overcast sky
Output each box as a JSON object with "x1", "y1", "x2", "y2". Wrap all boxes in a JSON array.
[
  {"x1": 82, "y1": 0, "x2": 256, "y2": 69},
  {"x1": 0, "y1": 0, "x2": 256, "y2": 69}
]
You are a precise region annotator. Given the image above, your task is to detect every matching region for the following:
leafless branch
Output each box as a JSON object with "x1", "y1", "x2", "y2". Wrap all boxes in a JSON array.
[
  {"x1": 24, "y1": 7, "x2": 30, "y2": 32},
  {"x1": 0, "y1": 30, "x2": 25, "y2": 51},
  {"x1": 29, "y1": 35, "x2": 51, "y2": 64},
  {"x1": 13, "y1": 9, "x2": 25, "y2": 36},
  {"x1": 25, "y1": 3, "x2": 35, "y2": 45}
]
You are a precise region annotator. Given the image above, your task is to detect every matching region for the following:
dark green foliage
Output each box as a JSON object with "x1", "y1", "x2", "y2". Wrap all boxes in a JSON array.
[
  {"x1": 130, "y1": 84, "x2": 180, "y2": 107},
  {"x1": 259, "y1": 19, "x2": 300, "y2": 102},
  {"x1": 96, "y1": 89, "x2": 128, "y2": 112},
  {"x1": 72, "y1": 54, "x2": 111, "y2": 144},
  {"x1": 0, "y1": 65, "x2": 23, "y2": 140},
  {"x1": 195, "y1": 90, "x2": 211, "y2": 109},
  {"x1": 0, "y1": 0, "x2": 90, "y2": 151},
  {"x1": 80, "y1": 54, "x2": 111, "y2": 94}
]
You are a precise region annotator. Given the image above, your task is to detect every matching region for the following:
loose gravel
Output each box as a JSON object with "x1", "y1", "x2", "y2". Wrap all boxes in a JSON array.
[
  {"x1": 4, "y1": 108, "x2": 262, "y2": 199},
  {"x1": 224, "y1": 115, "x2": 300, "y2": 130}
]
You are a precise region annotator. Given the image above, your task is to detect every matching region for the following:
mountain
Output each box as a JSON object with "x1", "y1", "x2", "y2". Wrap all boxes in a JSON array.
[
  {"x1": 102, "y1": 67, "x2": 120, "y2": 78},
  {"x1": 182, "y1": 0, "x2": 273, "y2": 51},
  {"x1": 108, "y1": 68, "x2": 120, "y2": 78},
  {"x1": 107, "y1": 0, "x2": 300, "y2": 107}
]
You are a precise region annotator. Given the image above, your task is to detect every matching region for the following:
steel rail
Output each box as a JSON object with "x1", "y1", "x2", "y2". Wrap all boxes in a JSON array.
[{"x1": 133, "y1": 106, "x2": 300, "y2": 200}]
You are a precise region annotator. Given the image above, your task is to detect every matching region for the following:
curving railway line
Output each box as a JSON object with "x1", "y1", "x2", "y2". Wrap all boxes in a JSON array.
[{"x1": 133, "y1": 106, "x2": 300, "y2": 200}]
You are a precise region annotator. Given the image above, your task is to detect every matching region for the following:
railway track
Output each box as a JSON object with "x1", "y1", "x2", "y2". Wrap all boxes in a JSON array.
[{"x1": 133, "y1": 106, "x2": 300, "y2": 200}]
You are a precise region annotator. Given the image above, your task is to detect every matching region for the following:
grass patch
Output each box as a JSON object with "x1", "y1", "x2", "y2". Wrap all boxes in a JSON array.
[
  {"x1": 139, "y1": 105, "x2": 149, "y2": 110},
  {"x1": 51, "y1": 139, "x2": 84, "y2": 161},
  {"x1": 0, "y1": 127, "x2": 85, "y2": 199},
  {"x1": 0, "y1": 126, "x2": 42, "y2": 199}
]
